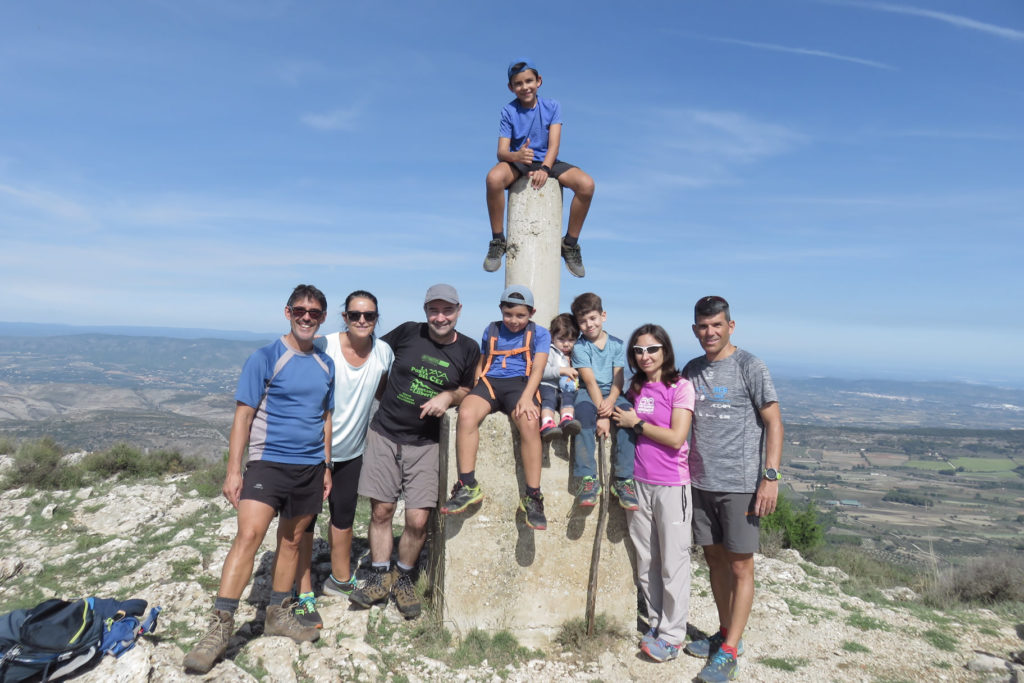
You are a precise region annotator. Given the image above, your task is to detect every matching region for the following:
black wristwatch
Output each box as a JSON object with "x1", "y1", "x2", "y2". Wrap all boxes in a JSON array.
[
  {"x1": 540, "y1": 164, "x2": 551, "y2": 173},
  {"x1": 763, "y1": 467, "x2": 782, "y2": 481},
  {"x1": 633, "y1": 420, "x2": 646, "y2": 435}
]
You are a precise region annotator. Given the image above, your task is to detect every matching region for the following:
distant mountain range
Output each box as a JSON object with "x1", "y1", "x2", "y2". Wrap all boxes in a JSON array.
[
  {"x1": 0, "y1": 321, "x2": 275, "y2": 341},
  {"x1": 0, "y1": 327, "x2": 1021, "y2": 457}
]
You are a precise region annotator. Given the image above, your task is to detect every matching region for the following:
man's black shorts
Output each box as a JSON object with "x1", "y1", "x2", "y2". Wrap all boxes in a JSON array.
[
  {"x1": 509, "y1": 160, "x2": 576, "y2": 179},
  {"x1": 240, "y1": 460, "x2": 324, "y2": 520}
]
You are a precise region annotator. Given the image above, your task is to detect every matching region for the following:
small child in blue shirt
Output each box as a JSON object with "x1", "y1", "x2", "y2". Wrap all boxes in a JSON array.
[
  {"x1": 570, "y1": 292, "x2": 638, "y2": 510},
  {"x1": 441, "y1": 285, "x2": 550, "y2": 530},
  {"x1": 482, "y1": 58, "x2": 595, "y2": 279}
]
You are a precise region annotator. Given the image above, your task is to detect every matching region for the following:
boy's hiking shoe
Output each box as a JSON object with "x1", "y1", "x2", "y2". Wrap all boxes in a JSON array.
[
  {"x1": 322, "y1": 574, "x2": 358, "y2": 596},
  {"x1": 642, "y1": 637, "x2": 680, "y2": 663},
  {"x1": 349, "y1": 568, "x2": 397, "y2": 608},
  {"x1": 577, "y1": 476, "x2": 601, "y2": 507},
  {"x1": 685, "y1": 632, "x2": 744, "y2": 658},
  {"x1": 265, "y1": 598, "x2": 319, "y2": 642},
  {"x1": 612, "y1": 478, "x2": 640, "y2": 511},
  {"x1": 561, "y1": 242, "x2": 586, "y2": 278},
  {"x1": 559, "y1": 415, "x2": 582, "y2": 436},
  {"x1": 540, "y1": 422, "x2": 562, "y2": 442},
  {"x1": 483, "y1": 238, "x2": 506, "y2": 272},
  {"x1": 392, "y1": 571, "x2": 422, "y2": 618},
  {"x1": 182, "y1": 609, "x2": 233, "y2": 673},
  {"x1": 292, "y1": 593, "x2": 322, "y2": 629},
  {"x1": 519, "y1": 494, "x2": 547, "y2": 530},
  {"x1": 697, "y1": 648, "x2": 739, "y2": 682},
  {"x1": 441, "y1": 481, "x2": 483, "y2": 514}
]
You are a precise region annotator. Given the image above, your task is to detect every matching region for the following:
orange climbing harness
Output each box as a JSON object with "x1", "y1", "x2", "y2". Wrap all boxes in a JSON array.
[{"x1": 478, "y1": 321, "x2": 537, "y2": 400}]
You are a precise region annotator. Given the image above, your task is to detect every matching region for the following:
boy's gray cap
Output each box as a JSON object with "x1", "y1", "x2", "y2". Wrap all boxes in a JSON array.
[
  {"x1": 424, "y1": 284, "x2": 460, "y2": 305},
  {"x1": 507, "y1": 58, "x2": 539, "y2": 81},
  {"x1": 500, "y1": 285, "x2": 535, "y2": 309}
]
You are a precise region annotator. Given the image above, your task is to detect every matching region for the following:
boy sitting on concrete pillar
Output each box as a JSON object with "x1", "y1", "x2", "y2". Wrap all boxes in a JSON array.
[{"x1": 441, "y1": 285, "x2": 551, "y2": 530}]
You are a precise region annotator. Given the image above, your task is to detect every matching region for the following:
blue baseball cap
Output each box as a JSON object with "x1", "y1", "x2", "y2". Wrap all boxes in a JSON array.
[
  {"x1": 507, "y1": 58, "x2": 539, "y2": 81},
  {"x1": 500, "y1": 285, "x2": 535, "y2": 309}
]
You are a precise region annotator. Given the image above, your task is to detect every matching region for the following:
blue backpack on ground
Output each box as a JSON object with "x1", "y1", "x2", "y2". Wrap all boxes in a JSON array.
[{"x1": 0, "y1": 596, "x2": 157, "y2": 682}]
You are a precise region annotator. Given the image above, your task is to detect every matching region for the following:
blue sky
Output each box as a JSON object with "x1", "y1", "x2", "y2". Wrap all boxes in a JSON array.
[{"x1": 1, "y1": 1, "x2": 1021, "y2": 385}]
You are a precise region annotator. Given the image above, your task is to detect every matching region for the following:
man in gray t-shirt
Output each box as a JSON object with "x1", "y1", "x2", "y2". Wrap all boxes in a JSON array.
[{"x1": 680, "y1": 296, "x2": 784, "y2": 681}]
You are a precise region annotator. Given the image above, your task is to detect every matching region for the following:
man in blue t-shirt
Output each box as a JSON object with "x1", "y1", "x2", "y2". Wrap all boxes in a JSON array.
[
  {"x1": 184, "y1": 285, "x2": 335, "y2": 675},
  {"x1": 482, "y1": 58, "x2": 595, "y2": 279}
]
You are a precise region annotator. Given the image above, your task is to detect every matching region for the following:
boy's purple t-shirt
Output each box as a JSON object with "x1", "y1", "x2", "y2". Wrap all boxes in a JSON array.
[
  {"x1": 629, "y1": 380, "x2": 695, "y2": 486},
  {"x1": 498, "y1": 96, "x2": 563, "y2": 162}
]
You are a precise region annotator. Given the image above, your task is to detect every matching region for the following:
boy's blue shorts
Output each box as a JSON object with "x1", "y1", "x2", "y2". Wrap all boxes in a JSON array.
[
  {"x1": 509, "y1": 159, "x2": 576, "y2": 179},
  {"x1": 469, "y1": 375, "x2": 539, "y2": 414}
]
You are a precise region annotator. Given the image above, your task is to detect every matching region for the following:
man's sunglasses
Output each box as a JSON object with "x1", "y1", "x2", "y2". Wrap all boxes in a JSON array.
[
  {"x1": 288, "y1": 306, "x2": 325, "y2": 321},
  {"x1": 632, "y1": 344, "x2": 663, "y2": 356},
  {"x1": 345, "y1": 310, "x2": 379, "y2": 322}
]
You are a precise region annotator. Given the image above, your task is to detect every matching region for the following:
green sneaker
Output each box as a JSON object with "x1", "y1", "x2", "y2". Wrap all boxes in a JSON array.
[
  {"x1": 518, "y1": 494, "x2": 547, "y2": 530},
  {"x1": 611, "y1": 478, "x2": 640, "y2": 511},
  {"x1": 292, "y1": 593, "x2": 322, "y2": 629},
  {"x1": 441, "y1": 481, "x2": 483, "y2": 514},
  {"x1": 576, "y1": 476, "x2": 601, "y2": 507},
  {"x1": 697, "y1": 648, "x2": 739, "y2": 682}
]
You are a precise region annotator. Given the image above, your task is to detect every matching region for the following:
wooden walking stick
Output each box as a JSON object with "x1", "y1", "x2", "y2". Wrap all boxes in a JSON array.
[{"x1": 585, "y1": 436, "x2": 608, "y2": 636}]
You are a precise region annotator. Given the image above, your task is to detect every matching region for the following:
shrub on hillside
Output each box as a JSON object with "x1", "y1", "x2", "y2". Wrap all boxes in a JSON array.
[
  {"x1": 4, "y1": 437, "x2": 84, "y2": 490},
  {"x1": 82, "y1": 444, "x2": 201, "y2": 480},
  {"x1": 760, "y1": 491, "x2": 824, "y2": 553},
  {"x1": 0, "y1": 435, "x2": 15, "y2": 455},
  {"x1": 924, "y1": 555, "x2": 1024, "y2": 606}
]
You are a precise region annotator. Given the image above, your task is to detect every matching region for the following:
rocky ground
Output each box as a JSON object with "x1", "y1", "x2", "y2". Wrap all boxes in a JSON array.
[{"x1": 0, "y1": 466, "x2": 1022, "y2": 682}]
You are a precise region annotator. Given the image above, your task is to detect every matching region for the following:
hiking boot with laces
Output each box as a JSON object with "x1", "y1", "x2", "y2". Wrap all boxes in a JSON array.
[
  {"x1": 612, "y1": 478, "x2": 640, "y2": 511},
  {"x1": 392, "y1": 570, "x2": 422, "y2": 618},
  {"x1": 349, "y1": 567, "x2": 397, "y2": 608},
  {"x1": 265, "y1": 597, "x2": 319, "y2": 642},
  {"x1": 292, "y1": 593, "x2": 322, "y2": 629},
  {"x1": 182, "y1": 608, "x2": 234, "y2": 673},
  {"x1": 441, "y1": 481, "x2": 483, "y2": 514},
  {"x1": 561, "y1": 242, "x2": 585, "y2": 278},
  {"x1": 483, "y1": 238, "x2": 506, "y2": 272},
  {"x1": 685, "y1": 632, "x2": 744, "y2": 658},
  {"x1": 697, "y1": 648, "x2": 739, "y2": 682},
  {"x1": 519, "y1": 494, "x2": 547, "y2": 530},
  {"x1": 322, "y1": 574, "x2": 358, "y2": 596},
  {"x1": 642, "y1": 637, "x2": 681, "y2": 663},
  {"x1": 576, "y1": 476, "x2": 601, "y2": 507}
]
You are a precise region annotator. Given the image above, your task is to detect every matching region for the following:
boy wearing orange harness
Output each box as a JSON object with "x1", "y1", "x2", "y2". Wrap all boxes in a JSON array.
[{"x1": 441, "y1": 285, "x2": 550, "y2": 530}]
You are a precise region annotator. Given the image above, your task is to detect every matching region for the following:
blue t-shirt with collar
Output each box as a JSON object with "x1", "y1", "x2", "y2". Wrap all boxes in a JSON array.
[
  {"x1": 498, "y1": 96, "x2": 563, "y2": 162},
  {"x1": 571, "y1": 332, "x2": 627, "y2": 397},
  {"x1": 235, "y1": 337, "x2": 335, "y2": 466}
]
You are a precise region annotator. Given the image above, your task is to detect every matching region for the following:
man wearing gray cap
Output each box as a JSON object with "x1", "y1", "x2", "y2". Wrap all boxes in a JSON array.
[{"x1": 351, "y1": 284, "x2": 480, "y2": 618}]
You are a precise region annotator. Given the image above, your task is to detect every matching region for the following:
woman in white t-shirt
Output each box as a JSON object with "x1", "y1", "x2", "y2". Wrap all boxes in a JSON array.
[
  {"x1": 612, "y1": 324, "x2": 695, "y2": 663},
  {"x1": 289, "y1": 290, "x2": 394, "y2": 626}
]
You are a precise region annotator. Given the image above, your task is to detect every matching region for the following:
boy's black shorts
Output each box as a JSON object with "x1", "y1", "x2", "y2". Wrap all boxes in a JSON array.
[
  {"x1": 470, "y1": 375, "x2": 539, "y2": 414},
  {"x1": 240, "y1": 459, "x2": 325, "y2": 520},
  {"x1": 509, "y1": 160, "x2": 576, "y2": 179}
]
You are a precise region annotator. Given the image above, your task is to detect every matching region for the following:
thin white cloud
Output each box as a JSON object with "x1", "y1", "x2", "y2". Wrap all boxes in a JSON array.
[
  {"x1": 300, "y1": 104, "x2": 363, "y2": 131},
  {"x1": 705, "y1": 36, "x2": 895, "y2": 70},
  {"x1": 273, "y1": 59, "x2": 328, "y2": 86},
  {"x1": 841, "y1": 1, "x2": 1024, "y2": 41}
]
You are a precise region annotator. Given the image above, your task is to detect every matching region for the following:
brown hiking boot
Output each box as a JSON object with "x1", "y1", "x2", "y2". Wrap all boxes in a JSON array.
[
  {"x1": 349, "y1": 568, "x2": 396, "y2": 608},
  {"x1": 182, "y1": 609, "x2": 234, "y2": 673},
  {"x1": 392, "y1": 570, "x2": 422, "y2": 618},
  {"x1": 264, "y1": 597, "x2": 320, "y2": 643}
]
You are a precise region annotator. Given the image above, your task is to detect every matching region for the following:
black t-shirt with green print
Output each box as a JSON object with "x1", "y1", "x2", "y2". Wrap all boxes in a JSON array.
[{"x1": 370, "y1": 322, "x2": 480, "y2": 445}]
